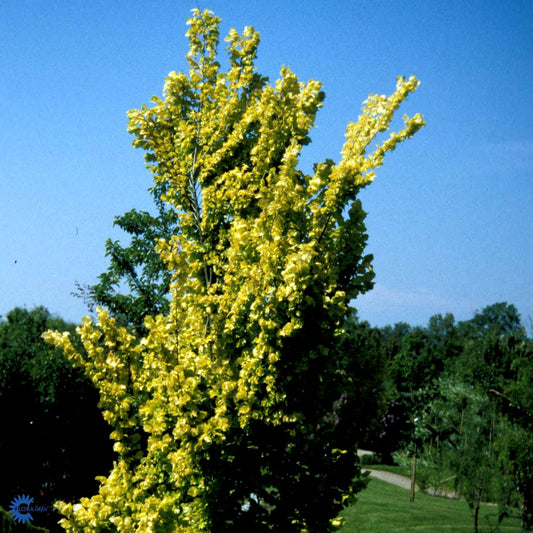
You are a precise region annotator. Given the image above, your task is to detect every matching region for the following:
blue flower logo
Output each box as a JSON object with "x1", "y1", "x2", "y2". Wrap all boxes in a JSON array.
[{"x1": 9, "y1": 494, "x2": 34, "y2": 524}]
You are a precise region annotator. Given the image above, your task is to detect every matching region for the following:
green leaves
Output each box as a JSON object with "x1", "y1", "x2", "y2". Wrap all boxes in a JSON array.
[
  {"x1": 75, "y1": 203, "x2": 178, "y2": 334},
  {"x1": 387, "y1": 303, "x2": 533, "y2": 531},
  {"x1": 0, "y1": 308, "x2": 114, "y2": 531}
]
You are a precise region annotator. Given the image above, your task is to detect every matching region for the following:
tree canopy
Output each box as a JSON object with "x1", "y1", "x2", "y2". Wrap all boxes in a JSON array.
[
  {"x1": 74, "y1": 200, "x2": 177, "y2": 334},
  {"x1": 0, "y1": 307, "x2": 113, "y2": 533},
  {"x1": 383, "y1": 302, "x2": 533, "y2": 531},
  {"x1": 45, "y1": 9, "x2": 424, "y2": 532}
]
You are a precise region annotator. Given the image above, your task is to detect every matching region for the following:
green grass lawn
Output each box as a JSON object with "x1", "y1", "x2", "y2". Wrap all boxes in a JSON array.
[{"x1": 340, "y1": 478, "x2": 523, "y2": 533}]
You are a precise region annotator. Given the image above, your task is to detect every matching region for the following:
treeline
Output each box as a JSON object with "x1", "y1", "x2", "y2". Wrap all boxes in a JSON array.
[
  {"x1": 0, "y1": 302, "x2": 531, "y2": 531},
  {"x1": 0, "y1": 307, "x2": 114, "y2": 533},
  {"x1": 349, "y1": 302, "x2": 532, "y2": 532}
]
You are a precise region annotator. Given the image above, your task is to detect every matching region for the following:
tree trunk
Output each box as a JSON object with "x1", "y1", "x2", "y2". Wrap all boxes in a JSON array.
[
  {"x1": 473, "y1": 486, "x2": 483, "y2": 533},
  {"x1": 409, "y1": 442, "x2": 417, "y2": 503}
]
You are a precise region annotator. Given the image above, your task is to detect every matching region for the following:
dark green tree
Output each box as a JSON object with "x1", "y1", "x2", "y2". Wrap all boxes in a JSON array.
[
  {"x1": 75, "y1": 195, "x2": 178, "y2": 334},
  {"x1": 336, "y1": 314, "x2": 390, "y2": 450},
  {"x1": 0, "y1": 307, "x2": 114, "y2": 533},
  {"x1": 416, "y1": 379, "x2": 513, "y2": 533},
  {"x1": 410, "y1": 303, "x2": 532, "y2": 531},
  {"x1": 391, "y1": 313, "x2": 462, "y2": 396},
  {"x1": 489, "y1": 338, "x2": 533, "y2": 530},
  {"x1": 385, "y1": 319, "x2": 454, "y2": 460},
  {"x1": 458, "y1": 302, "x2": 526, "y2": 341},
  {"x1": 390, "y1": 326, "x2": 430, "y2": 394}
]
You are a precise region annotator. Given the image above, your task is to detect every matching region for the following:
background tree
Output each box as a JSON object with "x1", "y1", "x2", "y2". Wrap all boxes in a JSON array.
[
  {"x1": 390, "y1": 326, "x2": 430, "y2": 395},
  {"x1": 74, "y1": 194, "x2": 178, "y2": 335},
  {"x1": 45, "y1": 9, "x2": 424, "y2": 532},
  {"x1": 416, "y1": 379, "x2": 512, "y2": 533},
  {"x1": 481, "y1": 324, "x2": 533, "y2": 531},
  {"x1": 377, "y1": 316, "x2": 459, "y2": 464},
  {"x1": 503, "y1": 348, "x2": 533, "y2": 530},
  {"x1": 388, "y1": 303, "x2": 533, "y2": 531},
  {"x1": 0, "y1": 307, "x2": 114, "y2": 533},
  {"x1": 452, "y1": 303, "x2": 527, "y2": 392},
  {"x1": 458, "y1": 302, "x2": 526, "y2": 341},
  {"x1": 335, "y1": 314, "x2": 390, "y2": 452}
]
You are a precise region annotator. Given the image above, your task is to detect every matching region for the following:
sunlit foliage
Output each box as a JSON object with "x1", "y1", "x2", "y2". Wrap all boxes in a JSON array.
[{"x1": 45, "y1": 9, "x2": 423, "y2": 532}]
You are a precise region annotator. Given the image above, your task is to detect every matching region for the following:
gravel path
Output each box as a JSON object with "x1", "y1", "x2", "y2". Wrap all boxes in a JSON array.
[
  {"x1": 357, "y1": 452, "x2": 458, "y2": 498},
  {"x1": 363, "y1": 469, "x2": 415, "y2": 491},
  {"x1": 363, "y1": 468, "x2": 459, "y2": 499}
]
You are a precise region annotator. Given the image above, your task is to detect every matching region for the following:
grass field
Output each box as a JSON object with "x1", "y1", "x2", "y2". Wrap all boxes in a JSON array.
[{"x1": 340, "y1": 478, "x2": 523, "y2": 533}]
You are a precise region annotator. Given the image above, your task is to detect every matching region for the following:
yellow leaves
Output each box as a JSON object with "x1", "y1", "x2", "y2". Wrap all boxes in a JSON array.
[
  {"x1": 113, "y1": 442, "x2": 126, "y2": 454},
  {"x1": 267, "y1": 353, "x2": 279, "y2": 364},
  {"x1": 331, "y1": 516, "x2": 346, "y2": 530},
  {"x1": 307, "y1": 174, "x2": 324, "y2": 196},
  {"x1": 187, "y1": 485, "x2": 201, "y2": 498},
  {"x1": 235, "y1": 387, "x2": 248, "y2": 402},
  {"x1": 43, "y1": 8, "x2": 425, "y2": 531},
  {"x1": 326, "y1": 290, "x2": 347, "y2": 306},
  {"x1": 42, "y1": 329, "x2": 70, "y2": 345},
  {"x1": 105, "y1": 354, "x2": 119, "y2": 368},
  {"x1": 238, "y1": 404, "x2": 250, "y2": 416},
  {"x1": 332, "y1": 448, "x2": 348, "y2": 455},
  {"x1": 278, "y1": 319, "x2": 303, "y2": 338},
  {"x1": 109, "y1": 430, "x2": 123, "y2": 441}
]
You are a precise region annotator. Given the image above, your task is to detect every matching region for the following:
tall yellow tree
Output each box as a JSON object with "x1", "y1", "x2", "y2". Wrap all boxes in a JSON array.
[{"x1": 45, "y1": 9, "x2": 424, "y2": 532}]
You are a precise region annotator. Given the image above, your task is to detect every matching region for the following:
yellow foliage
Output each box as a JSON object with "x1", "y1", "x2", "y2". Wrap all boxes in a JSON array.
[{"x1": 44, "y1": 8, "x2": 423, "y2": 532}]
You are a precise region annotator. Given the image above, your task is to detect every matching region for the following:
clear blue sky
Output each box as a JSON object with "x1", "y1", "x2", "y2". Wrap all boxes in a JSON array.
[{"x1": 1, "y1": 0, "x2": 532, "y2": 328}]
